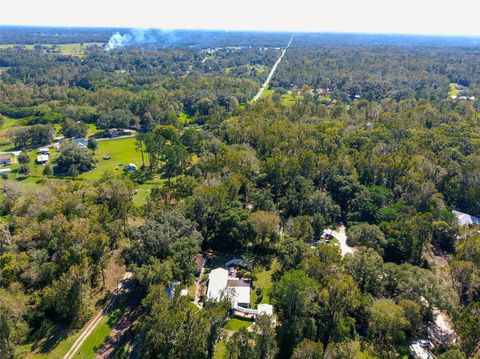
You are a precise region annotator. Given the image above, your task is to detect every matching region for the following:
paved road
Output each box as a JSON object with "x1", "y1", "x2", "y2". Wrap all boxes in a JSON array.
[
  {"x1": 252, "y1": 36, "x2": 293, "y2": 102},
  {"x1": 63, "y1": 272, "x2": 132, "y2": 359}
]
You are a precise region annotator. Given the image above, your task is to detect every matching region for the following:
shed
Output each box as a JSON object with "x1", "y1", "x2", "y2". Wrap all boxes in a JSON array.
[
  {"x1": 0, "y1": 168, "x2": 11, "y2": 175},
  {"x1": 36, "y1": 155, "x2": 49, "y2": 164},
  {"x1": 0, "y1": 155, "x2": 11, "y2": 165}
]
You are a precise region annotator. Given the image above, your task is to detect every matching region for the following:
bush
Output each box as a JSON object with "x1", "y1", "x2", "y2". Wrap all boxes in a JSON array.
[{"x1": 17, "y1": 152, "x2": 31, "y2": 164}]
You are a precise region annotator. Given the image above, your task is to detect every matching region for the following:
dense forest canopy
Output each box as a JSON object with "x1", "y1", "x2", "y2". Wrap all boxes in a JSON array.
[{"x1": 0, "y1": 27, "x2": 479, "y2": 359}]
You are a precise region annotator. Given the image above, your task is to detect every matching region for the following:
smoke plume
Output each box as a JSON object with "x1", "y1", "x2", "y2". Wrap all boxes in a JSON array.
[{"x1": 105, "y1": 29, "x2": 178, "y2": 50}]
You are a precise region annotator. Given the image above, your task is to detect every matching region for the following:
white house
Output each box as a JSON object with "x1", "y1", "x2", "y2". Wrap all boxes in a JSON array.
[
  {"x1": 207, "y1": 268, "x2": 229, "y2": 302},
  {"x1": 206, "y1": 267, "x2": 252, "y2": 308}
]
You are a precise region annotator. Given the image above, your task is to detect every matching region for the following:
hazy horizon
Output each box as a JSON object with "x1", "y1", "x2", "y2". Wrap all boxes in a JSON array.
[{"x1": 1, "y1": 0, "x2": 479, "y2": 37}]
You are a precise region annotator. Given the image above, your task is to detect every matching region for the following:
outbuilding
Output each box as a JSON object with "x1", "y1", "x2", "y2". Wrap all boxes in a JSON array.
[
  {"x1": 0, "y1": 155, "x2": 11, "y2": 165},
  {"x1": 36, "y1": 154, "x2": 49, "y2": 164},
  {"x1": 452, "y1": 210, "x2": 480, "y2": 226}
]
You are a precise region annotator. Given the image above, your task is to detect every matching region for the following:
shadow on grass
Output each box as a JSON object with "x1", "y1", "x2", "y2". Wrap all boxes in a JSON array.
[
  {"x1": 30, "y1": 321, "x2": 71, "y2": 354},
  {"x1": 130, "y1": 170, "x2": 154, "y2": 184}
]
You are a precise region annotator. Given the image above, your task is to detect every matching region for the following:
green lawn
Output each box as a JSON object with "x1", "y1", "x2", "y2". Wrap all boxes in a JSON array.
[
  {"x1": 74, "y1": 307, "x2": 123, "y2": 358},
  {"x1": 214, "y1": 340, "x2": 226, "y2": 359},
  {"x1": 0, "y1": 115, "x2": 18, "y2": 132},
  {"x1": 17, "y1": 321, "x2": 91, "y2": 359},
  {"x1": 79, "y1": 137, "x2": 142, "y2": 180},
  {"x1": 224, "y1": 316, "x2": 254, "y2": 331},
  {"x1": 251, "y1": 259, "x2": 278, "y2": 307},
  {"x1": 449, "y1": 83, "x2": 459, "y2": 98},
  {"x1": 260, "y1": 88, "x2": 273, "y2": 98},
  {"x1": 87, "y1": 124, "x2": 104, "y2": 137},
  {"x1": 280, "y1": 93, "x2": 302, "y2": 106},
  {"x1": 179, "y1": 113, "x2": 194, "y2": 126}
]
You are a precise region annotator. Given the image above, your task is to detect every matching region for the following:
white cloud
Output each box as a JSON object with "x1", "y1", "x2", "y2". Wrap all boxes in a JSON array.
[{"x1": 1, "y1": 0, "x2": 479, "y2": 36}]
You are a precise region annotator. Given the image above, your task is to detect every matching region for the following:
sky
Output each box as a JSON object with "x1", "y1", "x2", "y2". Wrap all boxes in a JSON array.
[{"x1": 1, "y1": 0, "x2": 479, "y2": 36}]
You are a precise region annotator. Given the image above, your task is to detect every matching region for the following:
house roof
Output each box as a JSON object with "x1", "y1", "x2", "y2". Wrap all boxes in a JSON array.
[
  {"x1": 231, "y1": 285, "x2": 251, "y2": 306},
  {"x1": 452, "y1": 210, "x2": 480, "y2": 226},
  {"x1": 207, "y1": 268, "x2": 229, "y2": 302},
  {"x1": 73, "y1": 138, "x2": 88, "y2": 146},
  {"x1": 37, "y1": 155, "x2": 49, "y2": 162},
  {"x1": 0, "y1": 155, "x2": 11, "y2": 161}
]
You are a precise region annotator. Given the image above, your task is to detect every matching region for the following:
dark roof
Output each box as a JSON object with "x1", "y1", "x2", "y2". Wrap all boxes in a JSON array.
[{"x1": 227, "y1": 279, "x2": 250, "y2": 287}]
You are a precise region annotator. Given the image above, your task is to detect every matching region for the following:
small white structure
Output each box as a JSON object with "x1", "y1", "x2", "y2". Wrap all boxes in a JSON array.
[
  {"x1": 0, "y1": 168, "x2": 11, "y2": 175},
  {"x1": 452, "y1": 210, "x2": 480, "y2": 226},
  {"x1": 409, "y1": 341, "x2": 435, "y2": 359},
  {"x1": 257, "y1": 304, "x2": 273, "y2": 316},
  {"x1": 207, "y1": 268, "x2": 229, "y2": 302},
  {"x1": 36, "y1": 155, "x2": 49, "y2": 164},
  {"x1": 37, "y1": 147, "x2": 50, "y2": 155}
]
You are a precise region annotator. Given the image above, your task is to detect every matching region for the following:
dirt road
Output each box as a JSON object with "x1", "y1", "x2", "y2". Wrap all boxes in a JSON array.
[{"x1": 329, "y1": 226, "x2": 356, "y2": 257}]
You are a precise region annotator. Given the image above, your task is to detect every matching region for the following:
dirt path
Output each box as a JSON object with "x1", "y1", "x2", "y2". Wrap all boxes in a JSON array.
[
  {"x1": 63, "y1": 272, "x2": 132, "y2": 359},
  {"x1": 252, "y1": 36, "x2": 293, "y2": 102}
]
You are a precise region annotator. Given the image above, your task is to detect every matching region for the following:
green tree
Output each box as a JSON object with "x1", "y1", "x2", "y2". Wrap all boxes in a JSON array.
[
  {"x1": 87, "y1": 137, "x2": 98, "y2": 155},
  {"x1": 0, "y1": 290, "x2": 27, "y2": 359},
  {"x1": 41, "y1": 264, "x2": 93, "y2": 327},
  {"x1": 18, "y1": 164, "x2": 30, "y2": 177},
  {"x1": 17, "y1": 152, "x2": 30, "y2": 164},
  {"x1": 255, "y1": 315, "x2": 277, "y2": 359},
  {"x1": 139, "y1": 285, "x2": 209, "y2": 359},
  {"x1": 55, "y1": 142, "x2": 95, "y2": 175},
  {"x1": 455, "y1": 301, "x2": 480, "y2": 357},
  {"x1": 224, "y1": 328, "x2": 256, "y2": 359},
  {"x1": 61, "y1": 118, "x2": 88, "y2": 138},
  {"x1": 317, "y1": 274, "x2": 361, "y2": 346},
  {"x1": 291, "y1": 339, "x2": 324, "y2": 359},
  {"x1": 344, "y1": 247, "x2": 384, "y2": 294},
  {"x1": 368, "y1": 299, "x2": 408, "y2": 355},
  {"x1": 271, "y1": 270, "x2": 319, "y2": 356},
  {"x1": 347, "y1": 223, "x2": 386, "y2": 255}
]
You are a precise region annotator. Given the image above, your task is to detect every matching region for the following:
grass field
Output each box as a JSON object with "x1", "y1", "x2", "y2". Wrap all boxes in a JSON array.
[
  {"x1": 449, "y1": 83, "x2": 459, "y2": 98},
  {"x1": 17, "y1": 321, "x2": 91, "y2": 359},
  {"x1": 280, "y1": 93, "x2": 302, "y2": 106},
  {"x1": 79, "y1": 137, "x2": 142, "y2": 180}
]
